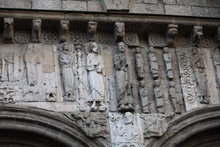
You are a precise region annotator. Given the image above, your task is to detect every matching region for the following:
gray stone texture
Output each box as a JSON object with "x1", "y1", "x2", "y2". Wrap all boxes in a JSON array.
[
  {"x1": 88, "y1": 1, "x2": 103, "y2": 12},
  {"x1": 192, "y1": 7, "x2": 220, "y2": 18},
  {"x1": 143, "y1": 0, "x2": 158, "y2": 4},
  {"x1": 162, "y1": 0, "x2": 176, "y2": 4},
  {"x1": 165, "y1": 5, "x2": 193, "y2": 16},
  {"x1": 62, "y1": 1, "x2": 87, "y2": 11},
  {"x1": 32, "y1": 0, "x2": 61, "y2": 10},
  {"x1": 177, "y1": 0, "x2": 212, "y2": 7},
  {"x1": 212, "y1": 0, "x2": 220, "y2": 8},
  {"x1": 5, "y1": 0, "x2": 31, "y2": 9},
  {"x1": 132, "y1": 3, "x2": 164, "y2": 14}
]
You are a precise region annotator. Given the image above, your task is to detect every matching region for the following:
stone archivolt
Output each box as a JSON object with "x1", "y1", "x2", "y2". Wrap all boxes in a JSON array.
[{"x1": 0, "y1": 13, "x2": 219, "y2": 147}]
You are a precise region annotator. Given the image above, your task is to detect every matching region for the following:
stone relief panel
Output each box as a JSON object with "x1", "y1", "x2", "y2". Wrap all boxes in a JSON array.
[
  {"x1": 0, "y1": 44, "x2": 61, "y2": 103},
  {"x1": 114, "y1": 41, "x2": 134, "y2": 112},
  {"x1": 148, "y1": 34, "x2": 165, "y2": 47},
  {"x1": 141, "y1": 113, "x2": 168, "y2": 138},
  {"x1": 15, "y1": 31, "x2": 31, "y2": 44},
  {"x1": 109, "y1": 112, "x2": 143, "y2": 147},
  {"x1": 175, "y1": 37, "x2": 199, "y2": 110}
]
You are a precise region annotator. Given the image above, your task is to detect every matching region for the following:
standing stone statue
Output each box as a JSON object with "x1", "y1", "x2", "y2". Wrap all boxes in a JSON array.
[
  {"x1": 148, "y1": 47, "x2": 159, "y2": 79},
  {"x1": 192, "y1": 47, "x2": 209, "y2": 104},
  {"x1": 86, "y1": 42, "x2": 106, "y2": 111},
  {"x1": 114, "y1": 41, "x2": 134, "y2": 112},
  {"x1": 0, "y1": 54, "x2": 9, "y2": 82},
  {"x1": 139, "y1": 80, "x2": 149, "y2": 113},
  {"x1": 135, "y1": 47, "x2": 144, "y2": 80},
  {"x1": 163, "y1": 47, "x2": 173, "y2": 80},
  {"x1": 213, "y1": 47, "x2": 220, "y2": 87},
  {"x1": 24, "y1": 44, "x2": 41, "y2": 86},
  {"x1": 59, "y1": 42, "x2": 76, "y2": 101},
  {"x1": 168, "y1": 81, "x2": 181, "y2": 114},
  {"x1": 154, "y1": 80, "x2": 165, "y2": 113}
]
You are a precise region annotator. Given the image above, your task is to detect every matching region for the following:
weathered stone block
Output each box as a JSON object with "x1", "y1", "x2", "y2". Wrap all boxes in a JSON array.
[
  {"x1": 88, "y1": 1, "x2": 103, "y2": 12},
  {"x1": 132, "y1": 4, "x2": 164, "y2": 14},
  {"x1": 32, "y1": 0, "x2": 61, "y2": 10},
  {"x1": 212, "y1": 0, "x2": 220, "y2": 8},
  {"x1": 101, "y1": 0, "x2": 129, "y2": 12},
  {"x1": 192, "y1": 7, "x2": 220, "y2": 18},
  {"x1": 62, "y1": 1, "x2": 87, "y2": 11},
  {"x1": 165, "y1": 5, "x2": 192, "y2": 16},
  {"x1": 162, "y1": 0, "x2": 176, "y2": 4},
  {"x1": 177, "y1": 0, "x2": 212, "y2": 7},
  {"x1": 0, "y1": 1, "x2": 4, "y2": 8},
  {"x1": 144, "y1": 0, "x2": 158, "y2": 4},
  {"x1": 5, "y1": 0, "x2": 31, "y2": 9}
]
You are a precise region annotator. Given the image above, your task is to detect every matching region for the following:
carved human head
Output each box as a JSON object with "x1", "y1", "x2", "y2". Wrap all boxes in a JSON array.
[
  {"x1": 33, "y1": 19, "x2": 42, "y2": 28},
  {"x1": 149, "y1": 47, "x2": 154, "y2": 53},
  {"x1": 117, "y1": 41, "x2": 125, "y2": 52},
  {"x1": 163, "y1": 47, "x2": 169, "y2": 53},
  {"x1": 124, "y1": 112, "x2": 133, "y2": 124},
  {"x1": 140, "y1": 80, "x2": 145, "y2": 87},
  {"x1": 90, "y1": 42, "x2": 99, "y2": 53},
  {"x1": 63, "y1": 42, "x2": 73, "y2": 52},
  {"x1": 136, "y1": 47, "x2": 141, "y2": 53},
  {"x1": 193, "y1": 26, "x2": 203, "y2": 40},
  {"x1": 88, "y1": 21, "x2": 97, "y2": 34},
  {"x1": 60, "y1": 20, "x2": 69, "y2": 30},
  {"x1": 115, "y1": 22, "x2": 125, "y2": 37}
]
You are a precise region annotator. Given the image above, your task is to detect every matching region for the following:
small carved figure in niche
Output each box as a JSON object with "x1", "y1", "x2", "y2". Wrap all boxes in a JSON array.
[
  {"x1": 24, "y1": 44, "x2": 41, "y2": 87},
  {"x1": 139, "y1": 80, "x2": 149, "y2": 113},
  {"x1": 115, "y1": 22, "x2": 125, "y2": 42},
  {"x1": 192, "y1": 26, "x2": 203, "y2": 47},
  {"x1": 59, "y1": 20, "x2": 69, "y2": 43},
  {"x1": 3, "y1": 18, "x2": 14, "y2": 43},
  {"x1": 88, "y1": 21, "x2": 97, "y2": 41},
  {"x1": 213, "y1": 47, "x2": 220, "y2": 87},
  {"x1": 148, "y1": 47, "x2": 159, "y2": 79},
  {"x1": 86, "y1": 42, "x2": 106, "y2": 112},
  {"x1": 114, "y1": 41, "x2": 134, "y2": 112},
  {"x1": 59, "y1": 42, "x2": 76, "y2": 101},
  {"x1": 168, "y1": 81, "x2": 181, "y2": 114},
  {"x1": 135, "y1": 47, "x2": 144, "y2": 80},
  {"x1": 167, "y1": 24, "x2": 178, "y2": 46},
  {"x1": 32, "y1": 19, "x2": 42, "y2": 43},
  {"x1": 154, "y1": 80, "x2": 165, "y2": 113},
  {"x1": 163, "y1": 47, "x2": 174, "y2": 80},
  {"x1": 1, "y1": 53, "x2": 14, "y2": 82},
  {"x1": 192, "y1": 47, "x2": 209, "y2": 104}
]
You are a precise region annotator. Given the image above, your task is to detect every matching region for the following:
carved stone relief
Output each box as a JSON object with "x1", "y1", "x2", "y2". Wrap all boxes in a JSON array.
[
  {"x1": 153, "y1": 80, "x2": 165, "y2": 114},
  {"x1": 135, "y1": 47, "x2": 144, "y2": 80},
  {"x1": 192, "y1": 26, "x2": 203, "y2": 47},
  {"x1": 86, "y1": 42, "x2": 106, "y2": 112},
  {"x1": 176, "y1": 38, "x2": 198, "y2": 110},
  {"x1": 15, "y1": 31, "x2": 31, "y2": 44},
  {"x1": 114, "y1": 41, "x2": 134, "y2": 112},
  {"x1": 125, "y1": 33, "x2": 140, "y2": 47},
  {"x1": 115, "y1": 22, "x2": 125, "y2": 42},
  {"x1": 64, "y1": 112, "x2": 109, "y2": 138},
  {"x1": 59, "y1": 20, "x2": 69, "y2": 43},
  {"x1": 109, "y1": 112, "x2": 143, "y2": 147},
  {"x1": 88, "y1": 21, "x2": 97, "y2": 41},
  {"x1": 32, "y1": 19, "x2": 42, "y2": 43},
  {"x1": 148, "y1": 47, "x2": 159, "y2": 80},
  {"x1": 102, "y1": 0, "x2": 130, "y2": 12},
  {"x1": 139, "y1": 80, "x2": 149, "y2": 113},
  {"x1": 42, "y1": 31, "x2": 58, "y2": 44},
  {"x1": 3, "y1": 18, "x2": 14, "y2": 43},
  {"x1": 58, "y1": 42, "x2": 76, "y2": 101},
  {"x1": 192, "y1": 47, "x2": 209, "y2": 104},
  {"x1": 141, "y1": 113, "x2": 168, "y2": 138},
  {"x1": 163, "y1": 47, "x2": 173, "y2": 80},
  {"x1": 148, "y1": 34, "x2": 165, "y2": 47},
  {"x1": 166, "y1": 24, "x2": 178, "y2": 46}
]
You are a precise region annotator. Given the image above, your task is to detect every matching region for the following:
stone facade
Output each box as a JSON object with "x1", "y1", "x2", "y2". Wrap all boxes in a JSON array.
[{"x1": 0, "y1": 1, "x2": 220, "y2": 147}]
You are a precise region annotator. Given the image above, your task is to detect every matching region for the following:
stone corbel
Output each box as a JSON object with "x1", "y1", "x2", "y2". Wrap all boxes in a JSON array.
[
  {"x1": 115, "y1": 22, "x2": 125, "y2": 42},
  {"x1": 59, "y1": 20, "x2": 69, "y2": 43},
  {"x1": 87, "y1": 21, "x2": 97, "y2": 42},
  {"x1": 32, "y1": 19, "x2": 42, "y2": 43},
  {"x1": 3, "y1": 18, "x2": 14, "y2": 43},
  {"x1": 166, "y1": 24, "x2": 178, "y2": 46},
  {"x1": 192, "y1": 25, "x2": 203, "y2": 47}
]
